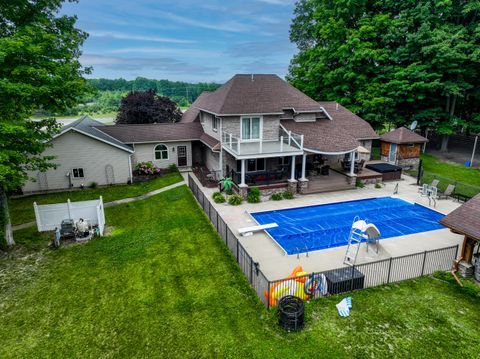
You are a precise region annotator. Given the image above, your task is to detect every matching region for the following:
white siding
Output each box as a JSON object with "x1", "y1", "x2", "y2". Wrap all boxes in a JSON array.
[
  {"x1": 133, "y1": 141, "x2": 192, "y2": 168},
  {"x1": 22, "y1": 131, "x2": 131, "y2": 192}
]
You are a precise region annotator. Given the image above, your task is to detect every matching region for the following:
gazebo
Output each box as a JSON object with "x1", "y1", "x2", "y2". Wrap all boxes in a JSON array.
[
  {"x1": 439, "y1": 194, "x2": 480, "y2": 277},
  {"x1": 380, "y1": 127, "x2": 428, "y2": 169}
]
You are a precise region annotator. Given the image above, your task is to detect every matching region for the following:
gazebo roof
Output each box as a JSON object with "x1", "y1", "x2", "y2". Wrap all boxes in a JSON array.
[
  {"x1": 380, "y1": 127, "x2": 428, "y2": 144},
  {"x1": 439, "y1": 194, "x2": 480, "y2": 241}
]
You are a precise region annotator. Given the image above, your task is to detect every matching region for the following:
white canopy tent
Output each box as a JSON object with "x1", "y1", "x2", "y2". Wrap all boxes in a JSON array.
[{"x1": 34, "y1": 197, "x2": 105, "y2": 235}]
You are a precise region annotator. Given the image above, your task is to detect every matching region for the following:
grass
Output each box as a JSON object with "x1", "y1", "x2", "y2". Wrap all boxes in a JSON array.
[
  {"x1": 8, "y1": 172, "x2": 183, "y2": 226},
  {"x1": 419, "y1": 154, "x2": 480, "y2": 197},
  {"x1": 1, "y1": 185, "x2": 480, "y2": 358}
]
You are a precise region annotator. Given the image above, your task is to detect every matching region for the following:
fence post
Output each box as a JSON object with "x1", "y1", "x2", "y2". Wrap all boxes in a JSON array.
[
  {"x1": 421, "y1": 250, "x2": 427, "y2": 276},
  {"x1": 350, "y1": 265, "x2": 355, "y2": 292},
  {"x1": 216, "y1": 211, "x2": 219, "y2": 231},
  {"x1": 267, "y1": 281, "x2": 271, "y2": 310},
  {"x1": 236, "y1": 238, "x2": 239, "y2": 261},
  {"x1": 226, "y1": 225, "x2": 229, "y2": 248},
  {"x1": 387, "y1": 257, "x2": 393, "y2": 283},
  {"x1": 250, "y1": 257, "x2": 253, "y2": 283}
]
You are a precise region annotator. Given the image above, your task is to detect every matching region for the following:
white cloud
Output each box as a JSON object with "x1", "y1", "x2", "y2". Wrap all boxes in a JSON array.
[{"x1": 89, "y1": 30, "x2": 195, "y2": 44}]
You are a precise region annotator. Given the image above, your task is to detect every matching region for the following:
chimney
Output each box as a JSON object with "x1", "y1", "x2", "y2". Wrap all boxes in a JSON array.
[
  {"x1": 336, "y1": 102, "x2": 339, "y2": 110},
  {"x1": 251, "y1": 74, "x2": 254, "y2": 82}
]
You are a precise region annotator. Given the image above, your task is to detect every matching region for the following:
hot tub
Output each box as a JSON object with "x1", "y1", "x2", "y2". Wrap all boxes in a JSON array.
[{"x1": 365, "y1": 163, "x2": 402, "y2": 181}]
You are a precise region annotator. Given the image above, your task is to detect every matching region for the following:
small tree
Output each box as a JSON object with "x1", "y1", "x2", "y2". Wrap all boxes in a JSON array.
[
  {"x1": 0, "y1": 0, "x2": 90, "y2": 246},
  {"x1": 116, "y1": 90, "x2": 182, "y2": 124}
]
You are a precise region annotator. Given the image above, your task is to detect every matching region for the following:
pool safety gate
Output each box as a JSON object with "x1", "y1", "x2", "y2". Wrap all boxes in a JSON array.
[{"x1": 188, "y1": 174, "x2": 459, "y2": 309}]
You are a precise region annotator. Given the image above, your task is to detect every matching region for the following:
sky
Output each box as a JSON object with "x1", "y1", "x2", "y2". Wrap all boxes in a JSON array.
[{"x1": 61, "y1": 0, "x2": 298, "y2": 83}]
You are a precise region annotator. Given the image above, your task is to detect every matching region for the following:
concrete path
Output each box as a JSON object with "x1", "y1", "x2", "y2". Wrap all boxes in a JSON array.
[{"x1": 12, "y1": 180, "x2": 186, "y2": 231}]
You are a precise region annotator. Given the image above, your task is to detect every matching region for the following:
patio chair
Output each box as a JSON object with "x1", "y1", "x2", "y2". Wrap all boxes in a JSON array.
[
  {"x1": 438, "y1": 184, "x2": 455, "y2": 199},
  {"x1": 431, "y1": 179, "x2": 440, "y2": 188}
]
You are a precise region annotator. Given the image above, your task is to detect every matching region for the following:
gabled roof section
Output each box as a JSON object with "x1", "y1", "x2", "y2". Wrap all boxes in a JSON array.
[
  {"x1": 380, "y1": 126, "x2": 428, "y2": 144},
  {"x1": 181, "y1": 92, "x2": 211, "y2": 123},
  {"x1": 439, "y1": 194, "x2": 480, "y2": 241},
  {"x1": 193, "y1": 74, "x2": 322, "y2": 115},
  {"x1": 282, "y1": 102, "x2": 378, "y2": 153},
  {"x1": 96, "y1": 122, "x2": 206, "y2": 144},
  {"x1": 56, "y1": 116, "x2": 134, "y2": 153}
]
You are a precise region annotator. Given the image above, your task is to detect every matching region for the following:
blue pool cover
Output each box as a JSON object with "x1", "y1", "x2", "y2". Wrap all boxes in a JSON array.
[{"x1": 251, "y1": 197, "x2": 445, "y2": 255}]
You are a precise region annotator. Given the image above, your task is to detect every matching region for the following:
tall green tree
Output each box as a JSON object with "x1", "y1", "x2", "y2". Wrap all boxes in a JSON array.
[
  {"x1": 288, "y1": 0, "x2": 480, "y2": 149},
  {"x1": 0, "y1": 0, "x2": 90, "y2": 246}
]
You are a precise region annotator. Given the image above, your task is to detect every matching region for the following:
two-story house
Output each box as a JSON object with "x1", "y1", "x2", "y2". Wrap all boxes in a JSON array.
[{"x1": 22, "y1": 74, "x2": 378, "y2": 195}]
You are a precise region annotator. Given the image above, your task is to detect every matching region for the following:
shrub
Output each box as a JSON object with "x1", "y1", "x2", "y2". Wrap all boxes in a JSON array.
[
  {"x1": 375, "y1": 182, "x2": 382, "y2": 189},
  {"x1": 135, "y1": 161, "x2": 161, "y2": 175},
  {"x1": 356, "y1": 179, "x2": 365, "y2": 188},
  {"x1": 247, "y1": 187, "x2": 261, "y2": 203},
  {"x1": 271, "y1": 192, "x2": 283, "y2": 201},
  {"x1": 89, "y1": 182, "x2": 98, "y2": 189},
  {"x1": 212, "y1": 192, "x2": 226, "y2": 203},
  {"x1": 228, "y1": 194, "x2": 243, "y2": 205},
  {"x1": 168, "y1": 163, "x2": 178, "y2": 173},
  {"x1": 282, "y1": 191, "x2": 294, "y2": 199}
]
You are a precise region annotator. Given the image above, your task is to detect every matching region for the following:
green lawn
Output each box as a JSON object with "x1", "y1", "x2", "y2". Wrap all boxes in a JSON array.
[
  {"x1": 9, "y1": 172, "x2": 183, "y2": 226},
  {"x1": 1, "y1": 186, "x2": 479, "y2": 358},
  {"x1": 420, "y1": 154, "x2": 480, "y2": 197}
]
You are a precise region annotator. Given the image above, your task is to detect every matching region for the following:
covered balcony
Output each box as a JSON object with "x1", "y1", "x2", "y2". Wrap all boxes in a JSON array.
[{"x1": 221, "y1": 125, "x2": 304, "y2": 158}]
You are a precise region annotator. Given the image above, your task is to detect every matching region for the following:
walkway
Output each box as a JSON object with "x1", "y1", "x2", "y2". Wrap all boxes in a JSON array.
[{"x1": 12, "y1": 180, "x2": 186, "y2": 231}]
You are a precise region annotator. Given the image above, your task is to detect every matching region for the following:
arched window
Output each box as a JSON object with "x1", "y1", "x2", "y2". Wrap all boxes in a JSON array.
[{"x1": 154, "y1": 144, "x2": 168, "y2": 160}]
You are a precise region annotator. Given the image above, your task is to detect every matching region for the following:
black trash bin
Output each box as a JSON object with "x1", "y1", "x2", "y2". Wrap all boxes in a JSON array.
[{"x1": 278, "y1": 295, "x2": 304, "y2": 331}]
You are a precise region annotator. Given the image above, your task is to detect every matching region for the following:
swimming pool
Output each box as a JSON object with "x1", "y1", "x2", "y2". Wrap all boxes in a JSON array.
[{"x1": 250, "y1": 197, "x2": 445, "y2": 255}]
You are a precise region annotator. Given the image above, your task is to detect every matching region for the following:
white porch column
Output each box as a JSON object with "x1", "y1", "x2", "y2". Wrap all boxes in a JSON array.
[
  {"x1": 240, "y1": 159, "x2": 246, "y2": 186},
  {"x1": 349, "y1": 151, "x2": 355, "y2": 176},
  {"x1": 219, "y1": 148, "x2": 224, "y2": 179},
  {"x1": 290, "y1": 155, "x2": 296, "y2": 180},
  {"x1": 300, "y1": 154, "x2": 307, "y2": 180}
]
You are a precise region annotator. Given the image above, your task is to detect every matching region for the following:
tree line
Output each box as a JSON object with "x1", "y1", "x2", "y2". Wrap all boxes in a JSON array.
[
  {"x1": 34, "y1": 78, "x2": 221, "y2": 117},
  {"x1": 288, "y1": 0, "x2": 480, "y2": 150}
]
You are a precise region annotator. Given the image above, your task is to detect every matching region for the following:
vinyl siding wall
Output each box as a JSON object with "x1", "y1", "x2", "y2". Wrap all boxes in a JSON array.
[
  {"x1": 22, "y1": 131, "x2": 131, "y2": 192},
  {"x1": 132, "y1": 141, "x2": 192, "y2": 168}
]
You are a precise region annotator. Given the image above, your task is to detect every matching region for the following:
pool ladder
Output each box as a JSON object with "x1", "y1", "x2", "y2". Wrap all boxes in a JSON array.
[
  {"x1": 295, "y1": 245, "x2": 309, "y2": 259},
  {"x1": 343, "y1": 216, "x2": 364, "y2": 266}
]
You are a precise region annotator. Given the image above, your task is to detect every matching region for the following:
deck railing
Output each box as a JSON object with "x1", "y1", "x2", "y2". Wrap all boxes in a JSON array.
[
  {"x1": 221, "y1": 127, "x2": 303, "y2": 156},
  {"x1": 188, "y1": 173, "x2": 459, "y2": 309}
]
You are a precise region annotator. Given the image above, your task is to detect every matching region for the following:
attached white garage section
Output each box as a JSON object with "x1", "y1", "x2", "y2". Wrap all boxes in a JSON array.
[{"x1": 34, "y1": 197, "x2": 105, "y2": 235}]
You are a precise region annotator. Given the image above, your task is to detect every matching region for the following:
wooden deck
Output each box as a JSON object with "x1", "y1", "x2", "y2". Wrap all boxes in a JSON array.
[{"x1": 304, "y1": 170, "x2": 355, "y2": 194}]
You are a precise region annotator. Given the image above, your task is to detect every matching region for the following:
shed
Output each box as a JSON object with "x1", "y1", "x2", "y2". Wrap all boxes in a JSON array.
[
  {"x1": 439, "y1": 194, "x2": 480, "y2": 276},
  {"x1": 380, "y1": 127, "x2": 428, "y2": 169}
]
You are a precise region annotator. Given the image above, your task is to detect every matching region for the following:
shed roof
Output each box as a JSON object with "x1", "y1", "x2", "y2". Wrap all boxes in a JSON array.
[
  {"x1": 380, "y1": 127, "x2": 428, "y2": 144},
  {"x1": 439, "y1": 194, "x2": 480, "y2": 241}
]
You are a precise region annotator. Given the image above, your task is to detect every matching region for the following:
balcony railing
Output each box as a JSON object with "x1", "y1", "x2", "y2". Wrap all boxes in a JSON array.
[{"x1": 221, "y1": 125, "x2": 303, "y2": 156}]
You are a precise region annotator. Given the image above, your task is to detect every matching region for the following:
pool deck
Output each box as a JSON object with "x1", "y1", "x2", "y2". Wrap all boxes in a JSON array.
[{"x1": 187, "y1": 173, "x2": 464, "y2": 280}]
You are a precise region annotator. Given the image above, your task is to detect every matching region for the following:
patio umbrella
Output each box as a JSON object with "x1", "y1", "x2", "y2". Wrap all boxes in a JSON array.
[{"x1": 357, "y1": 145, "x2": 370, "y2": 154}]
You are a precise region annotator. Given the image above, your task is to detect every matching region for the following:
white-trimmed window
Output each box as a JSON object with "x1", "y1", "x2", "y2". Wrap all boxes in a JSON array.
[
  {"x1": 212, "y1": 116, "x2": 219, "y2": 132},
  {"x1": 241, "y1": 117, "x2": 261, "y2": 140},
  {"x1": 154, "y1": 144, "x2": 169, "y2": 160},
  {"x1": 72, "y1": 168, "x2": 84, "y2": 179}
]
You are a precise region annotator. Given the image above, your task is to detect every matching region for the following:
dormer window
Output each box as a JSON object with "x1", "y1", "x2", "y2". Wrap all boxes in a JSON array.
[{"x1": 241, "y1": 117, "x2": 261, "y2": 141}]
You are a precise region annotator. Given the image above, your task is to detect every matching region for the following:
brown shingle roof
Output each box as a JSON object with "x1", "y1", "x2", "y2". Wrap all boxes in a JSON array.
[
  {"x1": 181, "y1": 92, "x2": 211, "y2": 123},
  {"x1": 193, "y1": 74, "x2": 321, "y2": 115},
  {"x1": 439, "y1": 194, "x2": 480, "y2": 241},
  {"x1": 95, "y1": 122, "x2": 204, "y2": 144},
  {"x1": 282, "y1": 119, "x2": 359, "y2": 153},
  {"x1": 282, "y1": 102, "x2": 378, "y2": 153},
  {"x1": 380, "y1": 127, "x2": 428, "y2": 144},
  {"x1": 96, "y1": 122, "x2": 219, "y2": 150}
]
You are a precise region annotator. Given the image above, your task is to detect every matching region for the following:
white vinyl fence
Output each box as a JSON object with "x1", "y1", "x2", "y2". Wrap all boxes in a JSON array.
[{"x1": 34, "y1": 197, "x2": 105, "y2": 235}]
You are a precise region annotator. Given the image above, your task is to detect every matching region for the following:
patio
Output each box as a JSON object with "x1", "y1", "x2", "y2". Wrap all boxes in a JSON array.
[{"x1": 188, "y1": 172, "x2": 464, "y2": 280}]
